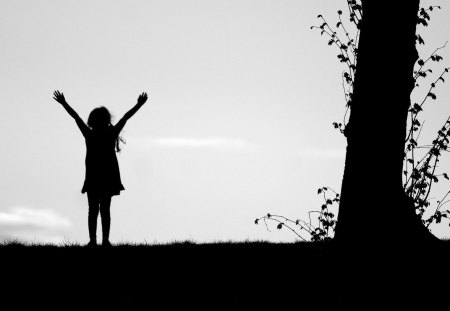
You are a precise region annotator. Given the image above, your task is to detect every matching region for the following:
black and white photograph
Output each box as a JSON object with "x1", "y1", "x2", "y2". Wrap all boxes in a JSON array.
[{"x1": 1, "y1": 0, "x2": 449, "y2": 308}]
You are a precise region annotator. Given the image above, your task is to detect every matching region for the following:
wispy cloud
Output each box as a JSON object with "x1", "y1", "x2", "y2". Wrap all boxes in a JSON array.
[
  {"x1": 295, "y1": 149, "x2": 346, "y2": 159},
  {"x1": 0, "y1": 206, "x2": 71, "y2": 243},
  {"x1": 126, "y1": 136, "x2": 256, "y2": 152},
  {"x1": 0, "y1": 207, "x2": 71, "y2": 229}
]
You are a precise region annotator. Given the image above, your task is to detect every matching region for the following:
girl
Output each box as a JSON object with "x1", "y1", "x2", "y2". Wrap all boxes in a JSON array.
[{"x1": 53, "y1": 90, "x2": 148, "y2": 247}]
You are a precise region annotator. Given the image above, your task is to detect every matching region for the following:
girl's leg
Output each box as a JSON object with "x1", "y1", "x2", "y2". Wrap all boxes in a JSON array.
[
  {"x1": 87, "y1": 192, "x2": 100, "y2": 244},
  {"x1": 99, "y1": 196, "x2": 112, "y2": 245}
]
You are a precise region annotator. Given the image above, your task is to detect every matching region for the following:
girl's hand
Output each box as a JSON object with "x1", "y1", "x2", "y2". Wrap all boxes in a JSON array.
[
  {"x1": 137, "y1": 92, "x2": 148, "y2": 106},
  {"x1": 53, "y1": 90, "x2": 67, "y2": 104}
]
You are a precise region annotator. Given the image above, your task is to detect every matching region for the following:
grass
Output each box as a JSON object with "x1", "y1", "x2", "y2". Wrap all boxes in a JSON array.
[{"x1": 1, "y1": 238, "x2": 449, "y2": 308}]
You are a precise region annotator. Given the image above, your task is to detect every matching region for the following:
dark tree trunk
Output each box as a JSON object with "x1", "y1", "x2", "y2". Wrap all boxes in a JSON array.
[{"x1": 334, "y1": 1, "x2": 438, "y2": 245}]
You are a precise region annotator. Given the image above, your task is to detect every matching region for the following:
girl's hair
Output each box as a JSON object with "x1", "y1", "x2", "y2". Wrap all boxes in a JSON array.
[{"x1": 87, "y1": 106, "x2": 125, "y2": 152}]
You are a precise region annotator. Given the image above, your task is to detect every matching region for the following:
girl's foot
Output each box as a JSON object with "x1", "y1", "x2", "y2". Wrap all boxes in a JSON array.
[
  {"x1": 86, "y1": 240, "x2": 97, "y2": 247},
  {"x1": 102, "y1": 240, "x2": 112, "y2": 247}
]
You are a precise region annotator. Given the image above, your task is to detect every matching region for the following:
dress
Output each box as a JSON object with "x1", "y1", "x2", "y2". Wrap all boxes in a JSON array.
[{"x1": 81, "y1": 127, "x2": 125, "y2": 196}]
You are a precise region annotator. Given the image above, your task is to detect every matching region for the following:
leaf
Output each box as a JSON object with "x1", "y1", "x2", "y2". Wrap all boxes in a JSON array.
[
  {"x1": 443, "y1": 173, "x2": 449, "y2": 180},
  {"x1": 417, "y1": 35, "x2": 425, "y2": 45},
  {"x1": 418, "y1": 71, "x2": 427, "y2": 78},
  {"x1": 417, "y1": 17, "x2": 428, "y2": 27},
  {"x1": 428, "y1": 92, "x2": 437, "y2": 100},
  {"x1": 267, "y1": 213, "x2": 271, "y2": 218},
  {"x1": 338, "y1": 10, "x2": 342, "y2": 15},
  {"x1": 277, "y1": 223, "x2": 283, "y2": 230},
  {"x1": 431, "y1": 55, "x2": 443, "y2": 62},
  {"x1": 318, "y1": 188, "x2": 322, "y2": 194},
  {"x1": 337, "y1": 54, "x2": 348, "y2": 63},
  {"x1": 255, "y1": 219, "x2": 259, "y2": 225},
  {"x1": 413, "y1": 103, "x2": 422, "y2": 112},
  {"x1": 418, "y1": 59, "x2": 425, "y2": 66}
]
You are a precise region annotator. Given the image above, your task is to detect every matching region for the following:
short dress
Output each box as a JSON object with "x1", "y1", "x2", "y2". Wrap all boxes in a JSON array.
[{"x1": 81, "y1": 128, "x2": 125, "y2": 197}]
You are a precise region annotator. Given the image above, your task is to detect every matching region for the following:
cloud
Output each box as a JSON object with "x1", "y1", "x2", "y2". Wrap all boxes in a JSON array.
[
  {"x1": 126, "y1": 136, "x2": 256, "y2": 152},
  {"x1": 125, "y1": 136, "x2": 345, "y2": 159},
  {"x1": 295, "y1": 149, "x2": 346, "y2": 159},
  {"x1": 0, "y1": 206, "x2": 71, "y2": 234}
]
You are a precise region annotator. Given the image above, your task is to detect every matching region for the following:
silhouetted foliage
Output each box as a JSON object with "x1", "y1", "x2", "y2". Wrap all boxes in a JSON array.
[{"x1": 255, "y1": 187, "x2": 338, "y2": 241}]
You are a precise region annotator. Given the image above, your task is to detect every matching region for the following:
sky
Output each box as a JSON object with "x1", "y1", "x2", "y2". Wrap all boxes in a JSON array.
[{"x1": 1, "y1": 0, "x2": 449, "y2": 244}]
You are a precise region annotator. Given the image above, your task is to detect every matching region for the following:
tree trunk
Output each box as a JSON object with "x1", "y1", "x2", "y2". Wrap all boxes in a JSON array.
[{"x1": 334, "y1": 1, "x2": 438, "y2": 245}]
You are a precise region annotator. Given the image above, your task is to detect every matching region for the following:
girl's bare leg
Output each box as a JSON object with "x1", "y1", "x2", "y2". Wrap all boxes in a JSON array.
[
  {"x1": 100, "y1": 196, "x2": 112, "y2": 246},
  {"x1": 87, "y1": 193, "x2": 100, "y2": 245}
]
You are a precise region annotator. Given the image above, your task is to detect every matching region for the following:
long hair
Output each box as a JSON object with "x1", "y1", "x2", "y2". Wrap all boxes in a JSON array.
[{"x1": 87, "y1": 106, "x2": 125, "y2": 152}]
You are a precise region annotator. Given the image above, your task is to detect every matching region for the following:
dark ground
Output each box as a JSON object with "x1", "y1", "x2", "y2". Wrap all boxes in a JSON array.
[{"x1": 1, "y1": 240, "x2": 449, "y2": 309}]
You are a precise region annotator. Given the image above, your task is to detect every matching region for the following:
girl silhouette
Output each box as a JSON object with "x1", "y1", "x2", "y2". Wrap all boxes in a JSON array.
[{"x1": 53, "y1": 90, "x2": 148, "y2": 247}]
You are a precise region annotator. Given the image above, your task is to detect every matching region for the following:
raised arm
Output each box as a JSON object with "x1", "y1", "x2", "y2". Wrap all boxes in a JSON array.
[
  {"x1": 114, "y1": 92, "x2": 148, "y2": 134},
  {"x1": 53, "y1": 90, "x2": 90, "y2": 137}
]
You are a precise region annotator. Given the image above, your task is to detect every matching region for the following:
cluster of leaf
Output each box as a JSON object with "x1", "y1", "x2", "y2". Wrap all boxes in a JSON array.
[
  {"x1": 310, "y1": 1, "x2": 362, "y2": 135},
  {"x1": 417, "y1": 5, "x2": 441, "y2": 29},
  {"x1": 404, "y1": 5, "x2": 450, "y2": 229},
  {"x1": 404, "y1": 112, "x2": 450, "y2": 228},
  {"x1": 255, "y1": 187, "x2": 339, "y2": 241}
]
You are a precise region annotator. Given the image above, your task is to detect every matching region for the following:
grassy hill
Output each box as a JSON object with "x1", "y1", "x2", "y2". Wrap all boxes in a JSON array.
[{"x1": 1, "y1": 240, "x2": 448, "y2": 308}]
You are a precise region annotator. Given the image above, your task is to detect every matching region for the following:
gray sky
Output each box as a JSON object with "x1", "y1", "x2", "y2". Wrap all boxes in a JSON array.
[{"x1": 1, "y1": 0, "x2": 449, "y2": 244}]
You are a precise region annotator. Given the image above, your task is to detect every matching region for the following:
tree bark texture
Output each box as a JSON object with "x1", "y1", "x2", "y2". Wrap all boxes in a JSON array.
[{"x1": 334, "y1": 1, "x2": 438, "y2": 244}]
